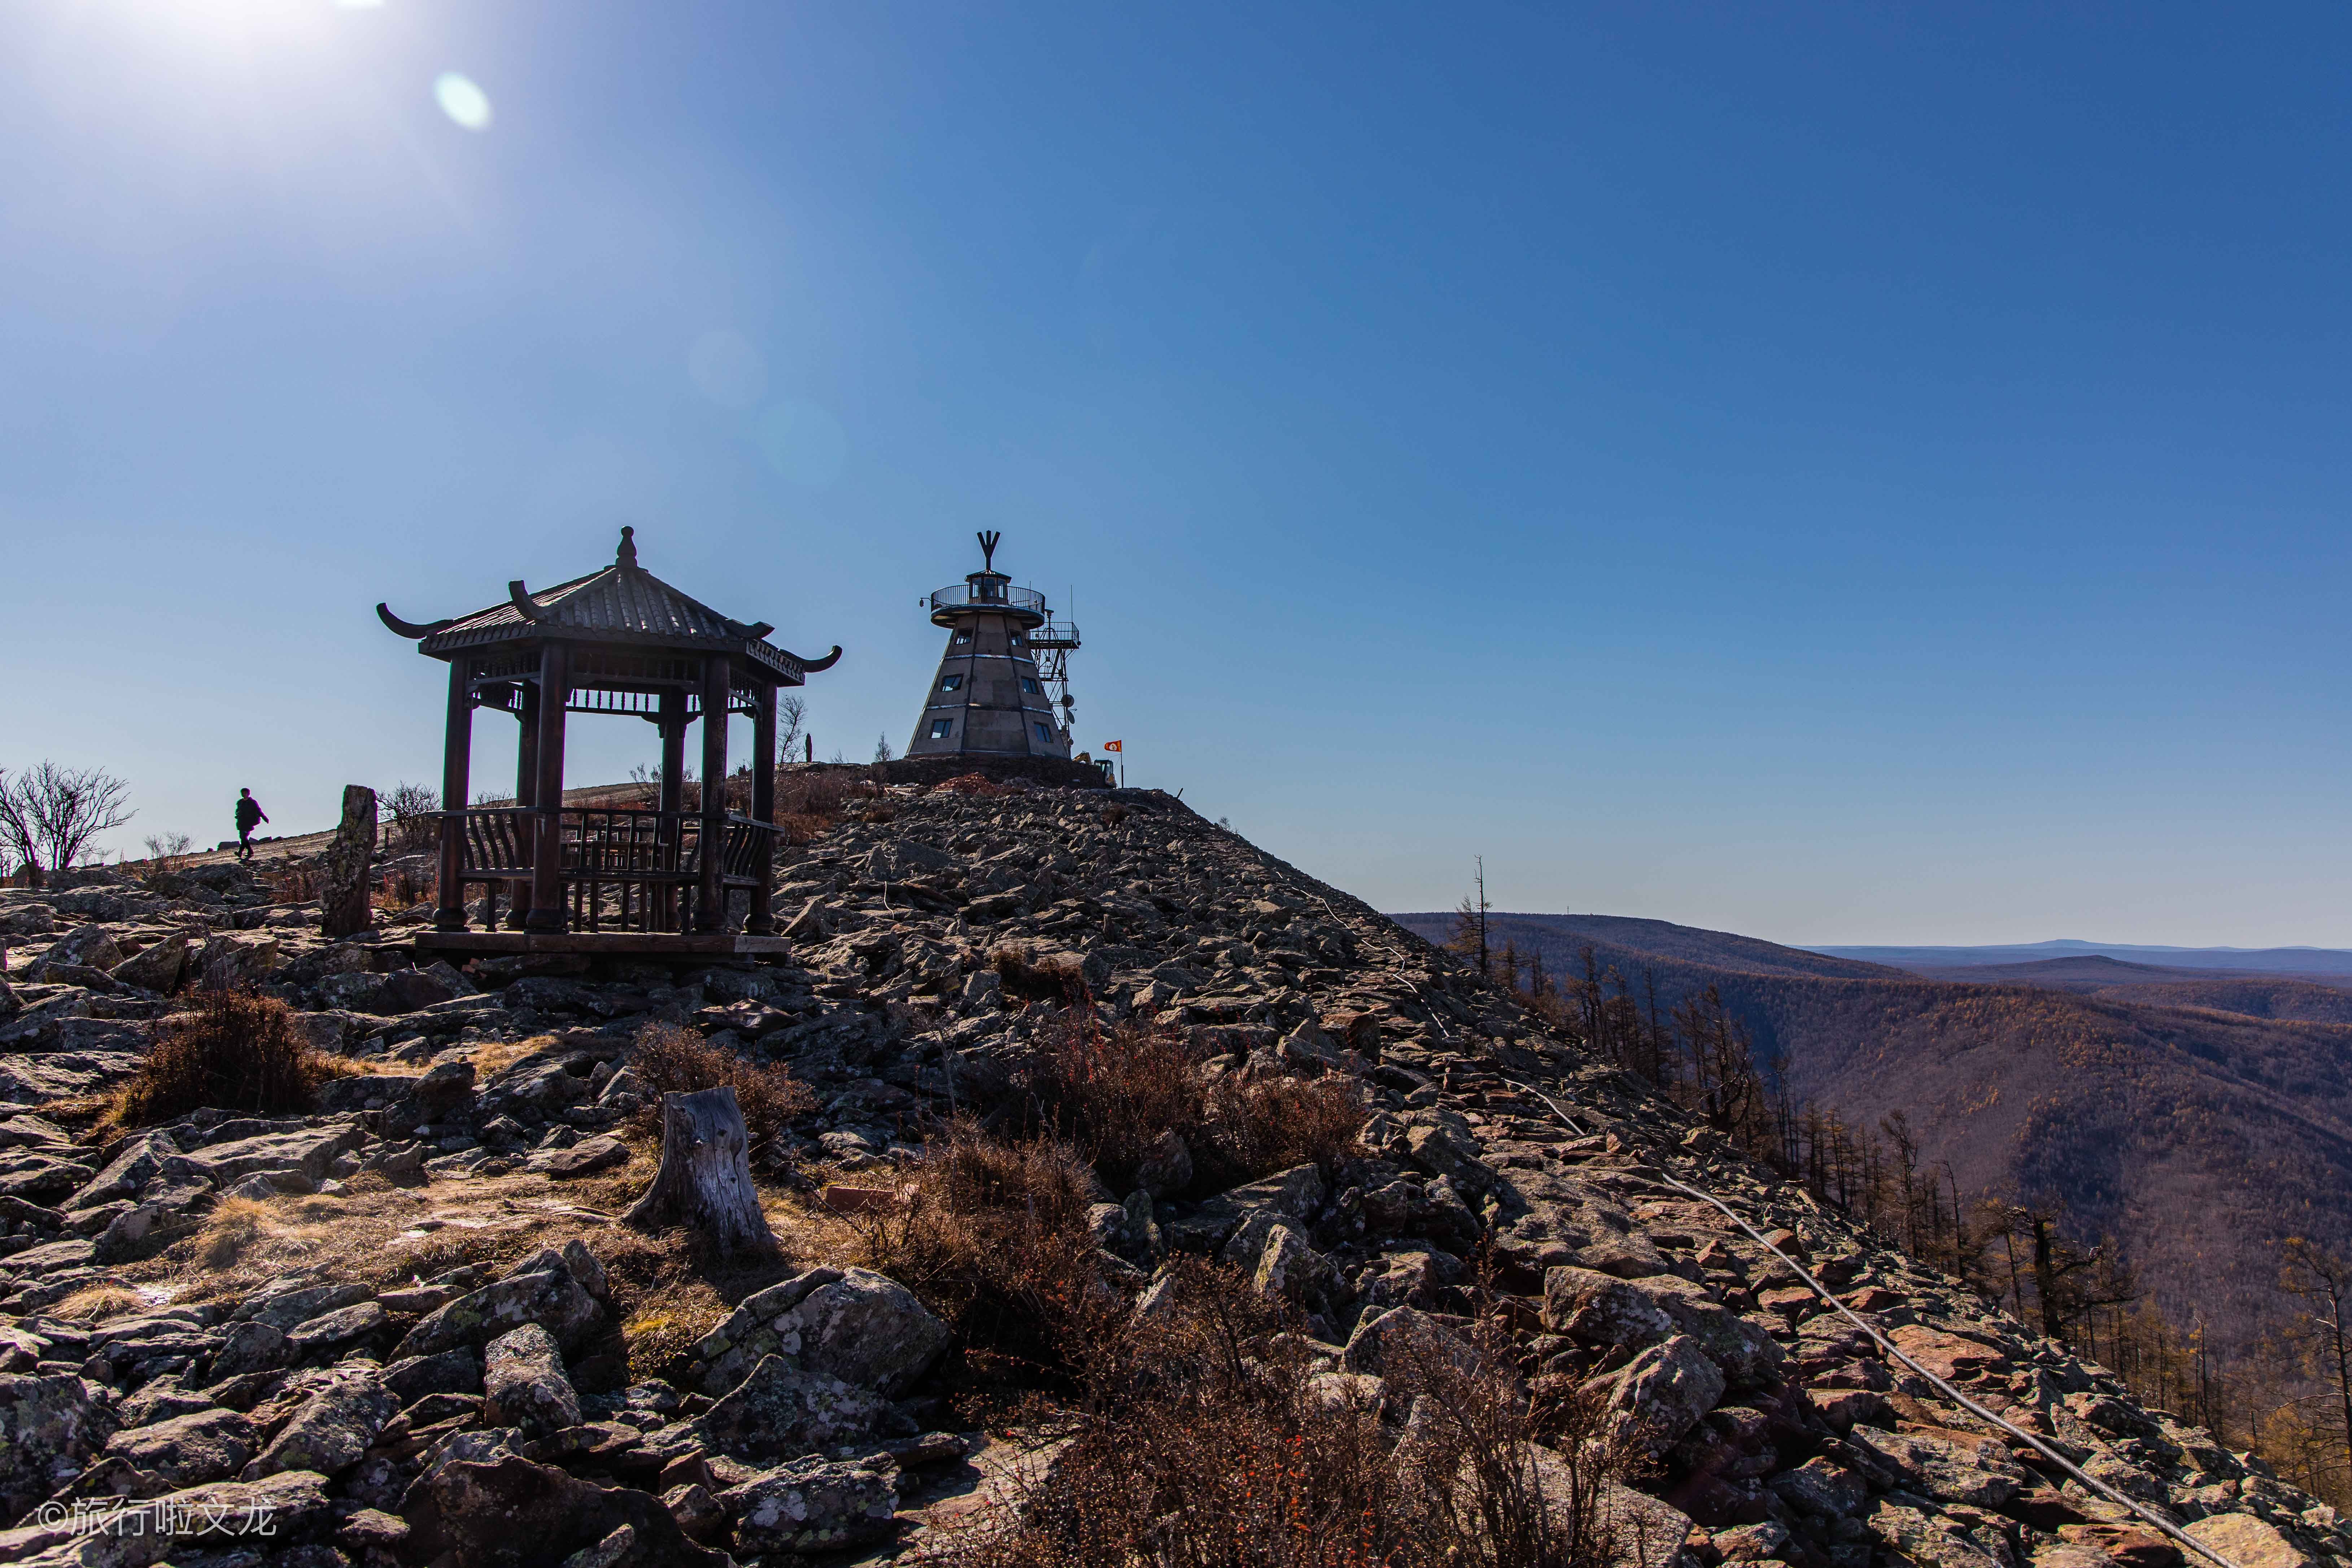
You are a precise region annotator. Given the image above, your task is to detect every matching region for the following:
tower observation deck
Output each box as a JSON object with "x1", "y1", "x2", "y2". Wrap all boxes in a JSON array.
[{"x1": 906, "y1": 532, "x2": 1079, "y2": 760}]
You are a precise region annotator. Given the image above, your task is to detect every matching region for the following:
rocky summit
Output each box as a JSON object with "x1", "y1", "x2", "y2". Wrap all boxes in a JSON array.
[{"x1": 0, "y1": 782, "x2": 2344, "y2": 1568}]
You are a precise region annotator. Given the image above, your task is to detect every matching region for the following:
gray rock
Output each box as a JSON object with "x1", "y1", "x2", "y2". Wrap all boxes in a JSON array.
[
  {"x1": 686, "y1": 1266, "x2": 947, "y2": 1398},
  {"x1": 286, "y1": 1302, "x2": 389, "y2": 1360},
  {"x1": 0, "y1": 1373, "x2": 116, "y2": 1521},
  {"x1": 248, "y1": 1367, "x2": 399, "y2": 1479},
  {"x1": 1769, "y1": 1456, "x2": 1869, "y2": 1517},
  {"x1": 393, "y1": 1248, "x2": 606, "y2": 1359},
  {"x1": 108, "y1": 936, "x2": 188, "y2": 994},
  {"x1": 210, "y1": 1320, "x2": 291, "y2": 1379},
  {"x1": 526, "y1": 1135, "x2": 628, "y2": 1178},
  {"x1": 385, "y1": 1347, "x2": 483, "y2": 1404},
  {"x1": 30, "y1": 925, "x2": 125, "y2": 979},
  {"x1": 399, "y1": 1455, "x2": 726, "y2": 1568},
  {"x1": 0, "y1": 1466, "x2": 335, "y2": 1568},
  {"x1": 699, "y1": 1354, "x2": 889, "y2": 1458},
  {"x1": 104, "y1": 1407, "x2": 259, "y2": 1489},
  {"x1": 720, "y1": 1455, "x2": 900, "y2": 1555},
  {"x1": 1588, "y1": 1334, "x2": 1726, "y2": 1456},
  {"x1": 1341, "y1": 1306, "x2": 1478, "y2": 1378},
  {"x1": 481, "y1": 1324, "x2": 579, "y2": 1436},
  {"x1": 236, "y1": 1281, "x2": 375, "y2": 1332},
  {"x1": 1542, "y1": 1265, "x2": 1676, "y2": 1344}
]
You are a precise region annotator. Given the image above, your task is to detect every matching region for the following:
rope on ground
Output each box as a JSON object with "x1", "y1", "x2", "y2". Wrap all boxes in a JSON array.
[{"x1": 1497, "y1": 1075, "x2": 2243, "y2": 1568}]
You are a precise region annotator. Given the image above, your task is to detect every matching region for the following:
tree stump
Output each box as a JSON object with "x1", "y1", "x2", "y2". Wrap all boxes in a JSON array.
[
  {"x1": 320, "y1": 785, "x2": 378, "y2": 940},
  {"x1": 626, "y1": 1087, "x2": 780, "y2": 1260}
]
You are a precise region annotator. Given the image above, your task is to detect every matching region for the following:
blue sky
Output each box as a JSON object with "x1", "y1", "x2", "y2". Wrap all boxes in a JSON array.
[{"x1": 4, "y1": 3, "x2": 2348, "y2": 946}]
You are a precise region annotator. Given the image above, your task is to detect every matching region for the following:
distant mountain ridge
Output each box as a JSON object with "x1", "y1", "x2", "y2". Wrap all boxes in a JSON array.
[{"x1": 1807, "y1": 937, "x2": 2352, "y2": 975}]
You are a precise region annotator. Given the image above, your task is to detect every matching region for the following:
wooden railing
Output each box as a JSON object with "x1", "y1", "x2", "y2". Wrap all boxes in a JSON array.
[{"x1": 441, "y1": 808, "x2": 773, "y2": 932}]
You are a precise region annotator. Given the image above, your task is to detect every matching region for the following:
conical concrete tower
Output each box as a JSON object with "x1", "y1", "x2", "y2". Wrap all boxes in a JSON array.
[{"x1": 907, "y1": 532, "x2": 1077, "y2": 759}]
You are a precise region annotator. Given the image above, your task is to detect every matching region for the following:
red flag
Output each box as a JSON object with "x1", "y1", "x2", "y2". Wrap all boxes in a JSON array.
[{"x1": 1102, "y1": 740, "x2": 1123, "y2": 752}]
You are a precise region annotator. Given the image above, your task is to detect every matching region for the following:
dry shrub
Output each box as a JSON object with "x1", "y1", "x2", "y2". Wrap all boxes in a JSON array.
[
  {"x1": 993, "y1": 946, "x2": 1090, "y2": 1006},
  {"x1": 938, "y1": 773, "x2": 1016, "y2": 798},
  {"x1": 52, "y1": 1285, "x2": 144, "y2": 1324},
  {"x1": 1014, "y1": 1011, "x2": 1369, "y2": 1195},
  {"x1": 1016, "y1": 1013, "x2": 1205, "y2": 1193},
  {"x1": 860, "y1": 1120, "x2": 1103, "y2": 1384},
  {"x1": 929, "y1": 1258, "x2": 1624, "y2": 1568},
  {"x1": 627, "y1": 1021, "x2": 816, "y2": 1148},
  {"x1": 265, "y1": 862, "x2": 319, "y2": 901},
  {"x1": 109, "y1": 988, "x2": 349, "y2": 1128},
  {"x1": 1199, "y1": 1073, "x2": 1370, "y2": 1188}
]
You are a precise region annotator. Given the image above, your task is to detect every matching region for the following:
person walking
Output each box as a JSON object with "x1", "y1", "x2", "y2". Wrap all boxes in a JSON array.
[{"x1": 234, "y1": 789, "x2": 268, "y2": 861}]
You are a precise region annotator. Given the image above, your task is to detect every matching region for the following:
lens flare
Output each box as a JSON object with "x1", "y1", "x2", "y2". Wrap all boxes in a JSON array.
[{"x1": 433, "y1": 72, "x2": 492, "y2": 130}]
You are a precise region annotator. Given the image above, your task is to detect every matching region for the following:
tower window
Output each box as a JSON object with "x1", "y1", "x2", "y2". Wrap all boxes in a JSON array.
[
  {"x1": 939, "y1": 673, "x2": 965, "y2": 692},
  {"x1": 1009, "y1": 632, "x2": 1025, "y2": 647},
  {"x1": 1034, "y1": 721, "x2": 1053, "y2": 742},
  {"x1": 953, "y1": 629, "x2": 974, "y2": 645},
  {"x1": 1021, "y1": 677, "x2": 1042, "y2": 694},
  {"x1": 929, "y1": 719, "x2": 954, "y2": 739}
]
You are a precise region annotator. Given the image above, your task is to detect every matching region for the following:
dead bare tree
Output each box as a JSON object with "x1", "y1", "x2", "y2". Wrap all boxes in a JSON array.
[
  {"x1": 378, "y1": 782, "x2": 442, "y2": 853},
  {"x1": 0, "y1": 763, "x2": 134, "y2": 888}
]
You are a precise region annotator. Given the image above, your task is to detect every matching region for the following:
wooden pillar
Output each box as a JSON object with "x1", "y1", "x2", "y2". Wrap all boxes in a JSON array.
[
  {"x1": 433, "y1": 660, "x2": 472, "y2": 931},
  {"x1": 524, "y1": 641, "x2": 571, "y2": 933},
  {"x1": 695, "y1": 654, "x2": 730, "y2": 931},
  {"x1": 507, "y1": 680, "x2": 540, "y2": 929},
  {"x1": 657, "y1": 690, "x2": 684, "y2": 931},
  {"x1": 748, "y1": 680, "x2": 778, "y2": 935}
]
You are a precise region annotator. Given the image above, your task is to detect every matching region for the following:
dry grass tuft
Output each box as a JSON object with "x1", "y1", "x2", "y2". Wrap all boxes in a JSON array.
[
  {"x1": 52, "y1": 1285, "x2": 144, "y2": 1324},
  {"x1": 628, "y1": 1021, "x2": 816, "y2": 1148},
  {"x1": 106, "y1": 988, "x2": 352, "y2": 1130},
  {"x1": 195, "y1": 1196, "x2": 275, "y2": 1270}
]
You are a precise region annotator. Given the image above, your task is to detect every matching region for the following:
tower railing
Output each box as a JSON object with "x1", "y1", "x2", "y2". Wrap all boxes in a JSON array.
[{"x1": 928, "y1": 582, "x2": 1047, "y2": 615}]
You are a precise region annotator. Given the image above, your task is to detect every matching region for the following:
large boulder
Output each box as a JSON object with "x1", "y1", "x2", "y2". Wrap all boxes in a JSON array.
[
  {"x1": 482, "y1": 1324, "x2": 580, "y2": 1436},
  {"x1": 102, "y1": 1407, "x2": 259, "y2": 1490},
  {"x1": 30, "y1": 925, "x2": 125, "y2": 979},
  {"x1": 1340, "y1": 1306, "x2": 1479, "y2": 1379},
  {"x1": 2183, "y1": 1514, "x2": 2317, "y2": 1568},
  {"x1": 400, "y1": 1456, "x2": 726, "y2": 1568},
  {"x1": 394, "y1": 1246, "x2": 608, "y2": 1360},
  {"x1": 66, "y1": 1132, "x2": 181, "y2": 1211},
  {"x1": 1548, "y1": 1272, "x2": 1785, "y2": 1387},
  {"x1": 1542, "y1": 1266, "x2": 1675, "y2": 1344},
  {"x1": 720, "y1": 1456, "x2": 900, "y2": 1556},
  {"x1": 108, "y1": 935, "x2": 188, "y2": 994},
  {"x1": 686, "y1": 1266, "x2": 947, "y2": 1398},
  {"x1": 248, "y1": 1367, "x2": 399, "y2": 1479},
  {"x1": 699, "y1": 1354, "x2": 890, "y2": 1459},
  {"x1": 1587, "y1": 1335, "x2": 1726, "y2": 1456},
  {"x1": 0, "y1": 1373, "x2": 116, "y2": 1523}
]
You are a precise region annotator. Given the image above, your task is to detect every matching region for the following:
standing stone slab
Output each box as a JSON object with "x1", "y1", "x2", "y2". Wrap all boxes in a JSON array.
[{"x1": 321, "y1": 784, "x2": 378, "y2": 940}]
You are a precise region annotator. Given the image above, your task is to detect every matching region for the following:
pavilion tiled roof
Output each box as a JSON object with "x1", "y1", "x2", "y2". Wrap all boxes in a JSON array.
[{"x1": 380, "y1": 527, "x2": 838, "y2": 682}]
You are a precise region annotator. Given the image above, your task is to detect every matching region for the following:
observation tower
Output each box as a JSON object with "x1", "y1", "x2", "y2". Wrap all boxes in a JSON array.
[{"x1": 906, "y1": 532, "x2": 1078, "y2": 759}]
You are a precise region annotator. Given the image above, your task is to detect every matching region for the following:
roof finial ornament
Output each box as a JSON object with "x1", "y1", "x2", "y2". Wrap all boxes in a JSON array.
[
  {"x1": 977, "y1": 530, "x2": 1001, "y2": 575},
  {"x1": 616, "y1": 525, "x2": 639, "y2": 569}
]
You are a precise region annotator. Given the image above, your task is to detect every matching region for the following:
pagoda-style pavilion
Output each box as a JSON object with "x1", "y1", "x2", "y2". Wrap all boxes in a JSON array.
[{"x1": 378, "y1": 528, "x2": 840, "y2": 957}]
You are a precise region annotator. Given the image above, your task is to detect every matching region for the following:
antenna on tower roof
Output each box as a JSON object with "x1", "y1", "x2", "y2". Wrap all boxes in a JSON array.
[{"x1": 977, "y1": 530, "x2": 1001, "y2": 573}]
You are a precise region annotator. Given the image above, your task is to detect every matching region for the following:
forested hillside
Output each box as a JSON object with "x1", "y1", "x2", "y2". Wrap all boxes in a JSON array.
[{"x1": 1394, "y1": 910, "x2": 2352, "y2": 1403}]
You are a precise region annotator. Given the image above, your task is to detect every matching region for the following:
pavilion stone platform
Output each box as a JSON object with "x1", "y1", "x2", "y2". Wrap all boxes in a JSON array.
[{"x1": 378, "y1": 527, "x2": 840, "y2": 958}]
